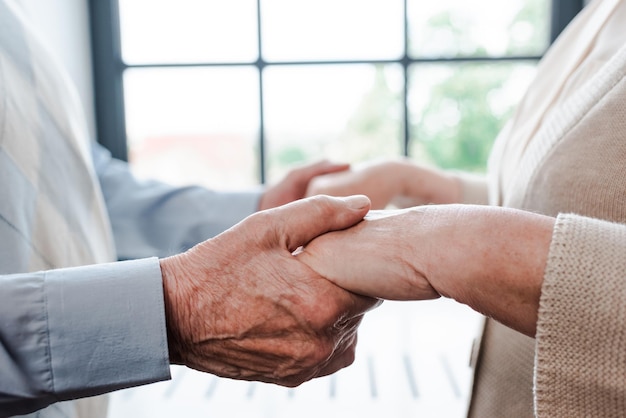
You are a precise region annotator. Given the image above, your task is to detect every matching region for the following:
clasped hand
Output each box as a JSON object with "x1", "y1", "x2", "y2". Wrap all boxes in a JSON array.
[
  {"x1": 297, "y1": 204, "x2": 554, "y2": 337},
  {"x1": 160, "y1": 195, "x2": 380, "y2": 387},
  {"x1": 159, "y1": 192, "x2": 553, "y2": 392}
]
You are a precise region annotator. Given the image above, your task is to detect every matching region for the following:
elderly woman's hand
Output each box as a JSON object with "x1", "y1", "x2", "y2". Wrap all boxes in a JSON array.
[
  {"x1": 296, "y1": 208, "x2": 441, "y2": 300},
  {"x1": 296, "y1": 204, "x2": 555, "y2": 337}
]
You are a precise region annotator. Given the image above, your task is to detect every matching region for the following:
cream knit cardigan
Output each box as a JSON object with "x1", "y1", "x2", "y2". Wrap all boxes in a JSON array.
[{"x1": 456, "y1": 24, "x2": 626, "y2": 418}]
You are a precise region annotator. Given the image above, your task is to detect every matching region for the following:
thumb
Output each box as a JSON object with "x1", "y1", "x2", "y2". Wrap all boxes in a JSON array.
[{"x1": 272, "y1": 195, "x2": 370, "y2": 252}]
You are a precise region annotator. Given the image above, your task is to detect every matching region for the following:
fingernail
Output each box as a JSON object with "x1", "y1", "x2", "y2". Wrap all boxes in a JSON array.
[{"x1": 344, "y1": 195, "x2": 370, "y2": 210}]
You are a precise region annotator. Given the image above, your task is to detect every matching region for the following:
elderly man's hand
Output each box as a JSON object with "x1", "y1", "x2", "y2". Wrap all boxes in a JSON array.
[{"x1": 160, "y1": 195, "x2": 380, "y2": 387}]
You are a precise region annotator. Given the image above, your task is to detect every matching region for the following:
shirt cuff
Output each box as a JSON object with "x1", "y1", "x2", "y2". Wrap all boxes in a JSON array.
[{"x1": 45, "y1": 257, "x2": 171, "y2": 400}]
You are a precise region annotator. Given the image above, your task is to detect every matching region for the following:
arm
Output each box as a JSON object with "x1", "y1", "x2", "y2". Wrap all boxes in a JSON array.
[
  {"x1": 92, "y1": 143, "x2": 261, "y2": 259},
  {"x1": 305, "y1": 158, "x2": 488, "y2": 209},
  {"x1": 0, "y1": 195, "x2": 379, "y2": 415},
  {"x1": 301, "y1": 207, "x2": 626, "y2": 415},
  {"x1": 93, "y1": 143, "x2": 349, "y2": 259},
  {"x1": 296, "y1": 204, "x2": 554, "y2": 337},
  {"x1": 0, "y1": 259, "x2": 170, "y2": 417}
]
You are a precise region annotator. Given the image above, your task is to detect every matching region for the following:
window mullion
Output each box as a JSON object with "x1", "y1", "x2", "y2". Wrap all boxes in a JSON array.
[
  {"x1": 89, "y1": 0, "x2": 128, "y2": 161},
  {"x1": 550, "y1": 0, "x2": 584, "y2": 43},
  {"x1": 257, "y1": 0, "x2": 266, "y2": 184}
]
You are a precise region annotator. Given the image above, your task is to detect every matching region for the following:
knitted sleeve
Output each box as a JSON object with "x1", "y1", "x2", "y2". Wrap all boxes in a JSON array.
[{"x1": 535, "y1": 213, "x2": 626, "y2": 417}]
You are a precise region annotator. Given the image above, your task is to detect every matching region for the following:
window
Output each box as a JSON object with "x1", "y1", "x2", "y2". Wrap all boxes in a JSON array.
[
  {"x1": 90, "y1": 0, "x2": 581, "y2": 190},
  {"x1": 91, "y1": 2, "x2": 582, "y2": 417}
]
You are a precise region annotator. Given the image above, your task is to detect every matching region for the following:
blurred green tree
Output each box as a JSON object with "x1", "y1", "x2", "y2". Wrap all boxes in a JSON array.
[
  {"x1": 411, "y1": 0, "x2": 548, "y2": 172},
  {"x1": 268, "y1": 0, "x2": 548, "y2": 175}
]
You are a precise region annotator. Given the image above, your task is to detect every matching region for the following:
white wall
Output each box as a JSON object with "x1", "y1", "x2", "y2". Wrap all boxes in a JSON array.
[{"x1": 16, "y1": 0, "x2": 96, "y2": 139}]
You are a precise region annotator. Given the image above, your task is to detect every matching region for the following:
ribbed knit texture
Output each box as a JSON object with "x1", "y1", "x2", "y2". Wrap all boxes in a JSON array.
[{"x1": 536, "y1": 215, "x2": 626, "y2": 417}]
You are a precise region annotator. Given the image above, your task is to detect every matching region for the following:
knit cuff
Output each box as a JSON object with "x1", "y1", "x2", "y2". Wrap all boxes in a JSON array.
[{"x1": 535, "y1": 213, "x2": 626, "y2": 417}]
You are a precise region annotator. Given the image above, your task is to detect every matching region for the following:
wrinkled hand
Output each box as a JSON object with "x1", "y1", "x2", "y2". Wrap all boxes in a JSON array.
[
  {"x1": 296, "y1": 208, "x2": 441, "y2": 301},
  {"x1": 306, "y1": 159, "x2": 461, "y2": 210},
  {"x1": 258, "y1": 160, "x2": 350, "y2": 210},
  {"x1": 160, "y1": 195, "x2": 381, "y2": 387},
  {"x1": 296, "y1": 204, "x2": 555, "y2": 337}
]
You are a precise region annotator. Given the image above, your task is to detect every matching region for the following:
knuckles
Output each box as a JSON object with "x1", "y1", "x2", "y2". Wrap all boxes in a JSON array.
[{"x1": 269, "y1": 337, "x2": 336, "y2": 386}]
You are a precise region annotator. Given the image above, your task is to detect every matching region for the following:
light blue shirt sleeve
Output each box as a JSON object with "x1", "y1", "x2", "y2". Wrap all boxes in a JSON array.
[
  {"x1": 0, "y1": 145, "x2": 263, "y2": 416},
  {"x1": 0, "y1": 258, "x2": 170, "y2": 417},
  {"x1": 92, "y1": 142, "x2": 263, "y2": 260}
]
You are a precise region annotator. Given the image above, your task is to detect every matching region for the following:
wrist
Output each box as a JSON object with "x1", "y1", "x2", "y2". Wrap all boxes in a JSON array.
[
  {"x1": 384, "y1": 159, "x2": 413, "y2": 198},
  {"x1": 160, "y1": 255, "x2": 187, "y2": 364},
  {"x1": 395, "y1": 160, "x2": 461, "y2": 204},
  {"x1": 426, "y1": 205, "x2": 554, "y2": 336}
]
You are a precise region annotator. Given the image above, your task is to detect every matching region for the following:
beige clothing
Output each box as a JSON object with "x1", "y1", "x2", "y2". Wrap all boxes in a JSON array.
[
  {"x1": 454, "y1": 0, "x2": 626, "y2": 416},
  {"x1": 490, "y1": 0, "x2": 623, "y2": 207}
]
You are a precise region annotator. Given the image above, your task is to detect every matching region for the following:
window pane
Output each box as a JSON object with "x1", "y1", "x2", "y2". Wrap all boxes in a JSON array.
[
  {"x1": 120, "y1": 0, "x2": 258, "y2": 64},
  {"x1": 124, "y1": 67, "x2": 260, "y2": 189},
  {"x1": 409, "y1": 62, "x2": 537, "y2": 172},
  {"x1": 261, "y1": 0, "x2": 404, "y2": 62},
  {"x1": 264, "y1": 64, "x2": 404, "y2": 182},
  {"x1": 408, "y1": 0, "x2": 550, "y2": 58}
]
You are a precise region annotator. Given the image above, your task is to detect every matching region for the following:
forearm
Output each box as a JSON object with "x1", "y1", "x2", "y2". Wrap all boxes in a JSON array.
[
  {"x1": 453, "y1": 171, "x2": 489, "y2": 205},
  {"x1": 425, "y1": 205, "x2": 555, "y2": 337},
  {"x1": 297, "y1": 203, "x2": 552, "y2": 336},
  {"x1": 92, "y1": 142, "x2": 261, "y2": 259},
  {"x1": 392, "y1": 159, "x2": 465, "y2": 206}
]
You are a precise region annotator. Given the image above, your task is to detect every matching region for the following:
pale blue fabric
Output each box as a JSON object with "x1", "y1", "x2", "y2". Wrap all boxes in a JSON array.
[
  {"x1": 92, "y1": 143, "x2": 261, "y2": 260},
  {"x1": 0, "y1": 259, "x2": 170, "y2": 417},
  {"x1": 0, "y1": 0, "x2": 262, "y2": 416},
  {"x1": 0, "y1": 143, "x2": 260, "y2": 418}
]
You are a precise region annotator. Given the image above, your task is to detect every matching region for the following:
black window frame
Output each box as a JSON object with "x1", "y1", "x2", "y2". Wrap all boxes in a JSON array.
[{"x1": 89, "y1": 0, "x2": 584, "y2": 183}]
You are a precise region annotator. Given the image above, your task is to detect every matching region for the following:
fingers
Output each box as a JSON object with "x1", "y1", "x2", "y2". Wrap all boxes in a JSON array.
[
  {"x1": 258, "y1": 161, "x2": 351, "y2": 211},
  {"x1": 315, "y1": 314, "x2": 370, "y2": 379},
  {"x1": 295, "y1": 160, "x2": 350, "y2": 184},
  {"x1": 342, "y1": 292, "x2": 383, "y2": 318},
  {"x1": 263, "y1": 195, "x2": 371, "y2": 252},
  {"x1": 306, "y1": 170, "x2": 352, "y2": 196},
  {"x1": 315, "y1": 332, "x2": 358, "y2": 379}
]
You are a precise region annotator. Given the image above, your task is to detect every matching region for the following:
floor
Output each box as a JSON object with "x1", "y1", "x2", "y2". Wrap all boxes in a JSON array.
[{"x1": 108, "y1": 298, "x2": 481, "y2": 418}]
